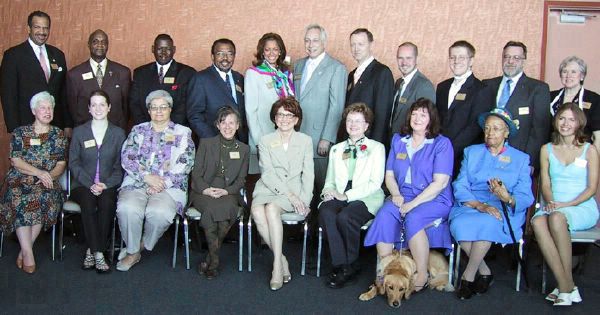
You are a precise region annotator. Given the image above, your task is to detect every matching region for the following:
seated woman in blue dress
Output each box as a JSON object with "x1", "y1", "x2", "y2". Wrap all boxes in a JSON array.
[
  {"x1": 532, "y1": 103, "x2": 599, "y2": 306},
  {"x1": 364, "y1": 98, "x2": 454, "y2": 292},
  {"x1": 449, "y1": 108, "x2": 534, "y2": 300}
]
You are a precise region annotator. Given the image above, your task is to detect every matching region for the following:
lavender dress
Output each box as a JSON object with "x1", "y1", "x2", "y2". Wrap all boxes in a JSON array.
[{"x1": 364, "y1": 134, "x2": 453, "y2": 253}]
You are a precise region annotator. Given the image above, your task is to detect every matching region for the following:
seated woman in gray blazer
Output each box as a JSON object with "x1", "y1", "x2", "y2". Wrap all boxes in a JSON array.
[
  {"x1": 69, "y1": 90, "x2": 126, "y2": 273},
  {"x1": 251, "y1": 97, "x2": 314, "y2": 291},
  {"x1": 189, "y1": 106, "x2": 249, "y2": 279}
]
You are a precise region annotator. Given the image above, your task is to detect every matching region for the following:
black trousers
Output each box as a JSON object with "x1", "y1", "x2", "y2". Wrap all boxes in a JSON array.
[
  {"x1": 72, "y1": 187, "x2": 117, "y2": 253},
  {"x1": 318, "y1": 199, "x2": 373, "y2": 267},
  {"x1": 200, "y1": 217, "x2": 234, "y2": 271}
]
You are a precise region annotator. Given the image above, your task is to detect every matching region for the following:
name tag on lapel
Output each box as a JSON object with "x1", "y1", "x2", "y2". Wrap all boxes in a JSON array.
[
  {"x1": 293, "y1": 73, "x2": 302, "y2": 81},
  {"x1": 163, "y1": 77, "x2": 175, "y2": 84},
  {"x1": 82, "y1": 72, "x2": 94, "y2": 80},
  {"x1": 235, "y1": 84, "x2": 243, "y2": 93},
  {"x1": 270, "y1": 140, "x2": 281, "y2": 148},
  {"x1": 396, "y1": 153, "x2": 407, "y2": 160},
  {"x1": 266, "y1": 81, "x2": 274, "y2": 89},
  {"x1": 347, "y1": 83, "x2": 352, "y2": 91},
  {"x1": 582, "y1": 102, "x2": 592, "y2": 109},
  {"x1": 399, "y1": 97, "x2": 407, "y2": 104},
  {"x1": 84, "y1": 139, "x2": 96, "y2": 148},
  {"x1": 518, "y1": 107, "x2": 529, "y2": 115},
  {"x1": 165, "y1": 133, "x2": 176, "y2": 142},
  {"x1": 229, "y1": 151, "x2": 240, "y2": 159},
  {"x1": 455, "y1": 93, "x2": 466, "y2": 101},
  {"x1": 50, "y1": 63, "x2": 59, "y2": 70},
  {"x1": 30, "y1": 138, "x2": 41, "y2": 146},
  {"x1": 574, "y1": 158, "x2": 587, "y2": 168},
  {"x1": 342, "y1": 152, "x2": 351, "y2": 160},
  {"x1": 499, "y1": 155, "x2": 511, "y2": 163}
]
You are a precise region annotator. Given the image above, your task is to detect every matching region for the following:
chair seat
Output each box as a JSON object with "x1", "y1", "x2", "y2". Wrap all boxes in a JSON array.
[
  {"x1": 186, "y1": 207, "x2": 202, "y2": 220},
  {"x1": 63, "y1": 200, "x2": 81, "y2": 213},
  {"x1": 281, "y1": 212, "x2": 306, "y2": 223},
  {"x1": 571, "y1": 225, "x2": 600, "y2": 242}
]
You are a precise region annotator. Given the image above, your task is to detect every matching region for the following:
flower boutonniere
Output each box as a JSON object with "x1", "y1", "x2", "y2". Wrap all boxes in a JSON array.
[
  {"x1": 171, "y1": 84, "x2": 179, "y2": 91},
  {"x1": 357, "y1": 144, "x2": 368, "y2": 158}
]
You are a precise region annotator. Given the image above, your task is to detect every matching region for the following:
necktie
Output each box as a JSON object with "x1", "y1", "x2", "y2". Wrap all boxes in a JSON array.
[
  {"x1": 158, "y1": 66, "x2": 164, "y2": 84},
  {"x1": 354, "y1": 67, "x2": 364, "y2": 85},
  {"x1": 39, "y1": 48, "x2": 50, "y2": 82},
  {"x1": 96, "y1": 63, "x2": 104, "y2": 88},
  {"x1": 389, "y1": 79, "x2": 405, "y2": 128},
  {"x1": 497, "y1": 79, "x2": 512, "y2": 109},
  {"x1": 225, "y1": 73, "x2": 236, "y2": 103}
]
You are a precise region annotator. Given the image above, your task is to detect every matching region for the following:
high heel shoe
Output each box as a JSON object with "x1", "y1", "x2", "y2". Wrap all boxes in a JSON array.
[
  {"x1": 22, "y1": 264, "x2": 36, "y2": 274},
  {"x1": 282, "y1": 256, "x2": 292, "y2": 284},
  {"x1": 16, "y1": 256, "x2": 23, "y2": 270},
  {"x1": 270, "y1": 271, "x2": 283, "y2": 291}
]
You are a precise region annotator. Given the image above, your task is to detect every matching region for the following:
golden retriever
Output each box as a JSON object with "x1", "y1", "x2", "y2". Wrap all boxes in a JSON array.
[{"x1": 359, "y1": 249, "x2": 453, "y2": 308}]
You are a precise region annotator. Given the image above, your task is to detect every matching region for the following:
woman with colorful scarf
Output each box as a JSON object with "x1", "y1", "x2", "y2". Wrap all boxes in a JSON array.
[{"x1": 245, "y1": 33, "x2": 295, "y2": 175}]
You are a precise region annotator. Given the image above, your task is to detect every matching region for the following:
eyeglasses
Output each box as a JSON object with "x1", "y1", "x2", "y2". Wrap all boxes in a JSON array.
[
  {"x1": 483, "y1": 126, "x2": 507, "y2": 134},
  {"x1": 276, "y1": 113, "x2": 295, "y2": 119},
  {"x1": 215, "y1": 51, "x2": 234, "y2": 58},
  {"x1": 346, "y1": 119, "x2": 366, "y2": 125},
  {"x1": 502, "y1": 55, "x2": 526, "y2": 62},
  {"x1": 149, "y1": 105, "x2": 170, "y2": 112},
  {"x1": 448, "y1": 56, "x2": 471, "y2": 62}
]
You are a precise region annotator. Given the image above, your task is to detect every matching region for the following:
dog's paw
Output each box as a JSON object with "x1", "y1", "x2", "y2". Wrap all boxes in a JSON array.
[{"x1": 358, "y1": 292, "x2": 374, "y2": 301}]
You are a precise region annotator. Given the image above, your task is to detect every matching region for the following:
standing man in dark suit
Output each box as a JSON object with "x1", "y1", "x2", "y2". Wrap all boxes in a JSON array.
[
  {"x1": 345, "y1": 28, "x2": 394, "y2": 145},
  {"x1": 187, "y1": 39, "x2": 246, "y2": 142},
  {"x1": 389, "y1": 42, "x2": 436, "y2": 138},
  {"x1": 67, "y1": 30, "x2": 131, "y2": 130},
  {"x1": 293, "y1": 24, "x2": 347, "y2": 202},
  {"x1": 479, "y1": 41, "x2": 551, "y2": 170},
  {"x1": 436, "y1": 40, "x2": 484, "y2": 176},
  {"x1": 1, "y1": 11, "x2": 71, "y2": 134},
  {"x1": 130, "y1": 34, "x2": 195, "y2": 126}
]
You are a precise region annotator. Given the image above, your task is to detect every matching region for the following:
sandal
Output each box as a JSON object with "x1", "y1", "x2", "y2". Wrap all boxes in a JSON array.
[
  {"x1": 82, "y1": 249, "x2": 95, "y2": 270},
  {"x1": 95, "y1": 254, "x2": 111, "y2": 274},
  {"x1": 545, "y1": 288, "x2": 559, "y2": 302},
  {"x1": 553, "y1": 292, "x2": 572, "y2": 306}
]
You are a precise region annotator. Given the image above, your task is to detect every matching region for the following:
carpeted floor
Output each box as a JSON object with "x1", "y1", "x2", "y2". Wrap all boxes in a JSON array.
[{"x1": 1, "y1": 224, "x2": 598, "y2": 314}]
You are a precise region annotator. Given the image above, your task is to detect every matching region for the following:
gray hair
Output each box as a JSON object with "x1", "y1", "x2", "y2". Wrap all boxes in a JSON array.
[
  {"x1": 559, "y1": 56, "x2": 587, "y2": 79},
  {"x1": 305, "y1": 23, "x2": 327, "y2": 43},
  {"x1": 145, "y1": 89, "x2": 173, "y2": 109},
  {"x1": 30, "y1": 91, "x2": 55, "y2": 111}
]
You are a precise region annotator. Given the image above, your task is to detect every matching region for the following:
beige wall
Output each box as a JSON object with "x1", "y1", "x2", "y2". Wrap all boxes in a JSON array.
[{"x1": 0, "y1": 0, "x2": 550, "y2": 179}]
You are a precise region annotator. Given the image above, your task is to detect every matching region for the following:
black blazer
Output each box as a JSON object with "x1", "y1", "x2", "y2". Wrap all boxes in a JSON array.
[
  {"x1": 479, "y1": 74, "x2": 551, "y2": 169},
  {"x1": 436, "y1": 73, "x2": 484, "y2": 174},
  {"x1": 345, "y1": 59, "x2": 394, "y2": 144},
  {"x1": 550, "y1": 88, "x2": 600, "y2": 137},
  {"x1": 186, "y1": 66, "x2": 246, "y2": 142},
  {"x1": 68, "y1": 121, "x2": 126, "y2": 189},
  {"x1": 129, "y1": 60, "x2": 196, "y2": 126},
  {"x1": 1, "y1": 41, "x2": 70, "y2": 131}
]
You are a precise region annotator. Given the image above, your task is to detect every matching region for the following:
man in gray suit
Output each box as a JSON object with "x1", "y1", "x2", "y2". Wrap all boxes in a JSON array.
[
  {"x1": 293, "y1": 24, "x2": 347, "y2": 197},
  {"x1": 389, "y1": 42, "x2": 436, "y2": 139}
]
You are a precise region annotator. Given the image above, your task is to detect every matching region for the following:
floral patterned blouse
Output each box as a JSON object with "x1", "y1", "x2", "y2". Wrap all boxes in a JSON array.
[{"x1": 120, "y1": 121, "x2": 195, "y2": 213}]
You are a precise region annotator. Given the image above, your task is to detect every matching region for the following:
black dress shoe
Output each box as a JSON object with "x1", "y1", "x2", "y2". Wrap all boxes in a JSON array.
[
  {"x1": 473, "y1": 274, "x2": 494, "y2": 294},
  {"x1": 327, "y1": 266, "x2": 357, "y2": 289},
  {"x1": 328, "y1": 266, "x2": 342, "y2": 281},
  {"x1": 457, "y1": 280, "x2": 475, "y2": 300}
]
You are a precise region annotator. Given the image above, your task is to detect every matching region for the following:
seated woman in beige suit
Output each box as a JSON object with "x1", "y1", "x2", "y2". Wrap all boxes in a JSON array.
[{"x1": 251, "y1": 97, "x2": 314, "y2": 291}]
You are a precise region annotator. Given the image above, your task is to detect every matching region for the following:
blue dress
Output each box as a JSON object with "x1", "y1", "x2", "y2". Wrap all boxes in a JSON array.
[
  {"x1": 364, "y1": 134, "x2": 454, "y2": 253},
  {"x1": 449, "y1": 144, "x2": 534, "y2": 244},
  {"x1": 532, "y1": 143, "x2": 599, "y2": 231}
]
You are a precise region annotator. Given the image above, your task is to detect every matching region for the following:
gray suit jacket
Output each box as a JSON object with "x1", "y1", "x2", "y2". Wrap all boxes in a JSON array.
[
  {"x1": 293, "y1": 53, "x2": 347, "y2": 158},
  {"x1": 68, "y1": 121, "x2": 126, "y2": 189},
  {"x1": 390, "y1": 70, "x2": 436, "y2": 135}
]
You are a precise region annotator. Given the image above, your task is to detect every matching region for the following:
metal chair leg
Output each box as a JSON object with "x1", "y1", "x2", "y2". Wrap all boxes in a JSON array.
[
  {"x1": 172, "y1": 216, "x2": 179, "y2": 268},
  {"x1": 247, "y1": 218, "x2": 252, "y2": 272},
  {"x1": 301, "y1": 221, "x2": 308, "y2": 276},
  {"x1": 448, "y1": 243, "x2": 455, "y2": 287},
  {"x1": 51, "y1": 224, "x2": 56, "y2": 261},
  {"x1": 316, "y1": 227, "x2": 322, "y2": 277},
  {"x1": 541, "y1": 259, "x2": 547, "y2": 294},
  {"x1": 454, "y1": 243, "x2": 461, "y2": 288},
  {"x1": 110, "y1": 216, "x2": 116, "y2": 264},
  {"x1": 238, "y1": 218, "x2": 244, "y2": 272},
  {"x1": 516, "y1": 239, "x2": 523, "y2": 292},
  {"x1": 59, "y1": 212, "x2": 65, "y2": 261},
  {"x1": 0, "y1": 231, "x2": 4, "y2": 257},
  {"x1": 184, "y1": 217, "x2": 190, "y2": 270}
]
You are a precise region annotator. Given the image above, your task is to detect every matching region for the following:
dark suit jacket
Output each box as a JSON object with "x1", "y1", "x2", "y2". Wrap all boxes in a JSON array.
[
  {"x1": 390, "y1": 70, "x2": 436, "y2": 135},
  {"x1": 129, "y1": 60, "x2": 195, "y2": 126},
  {"x1": 67, "y1": 59, "x2": 131, "y2": 129},
  {"x1": 479, "y1": 74, "x2": 551, "y2": 169},
  {"x1": 436, "y1": 73, "x2": 484, "y2": 175},
  {"x1": 1, "y1": 41, "x2": 70, "y2": 131},
  {"x1": 345, "y1": 59, "x2": 394, "y2": 144},
  {"x1": 550, "y1": 88, "x2": 600, "y2": 137},
  {"x1": 68, "y1": 121, "x2": 126, "y2": 189},
  {"x1": 187, "y1": 66, "x2": 246, "y2": 142}
]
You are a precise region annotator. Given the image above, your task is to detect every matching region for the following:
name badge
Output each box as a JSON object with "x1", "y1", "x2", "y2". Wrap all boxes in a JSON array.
[
  {"x1": 582, "y1": 102, "x2": 592, "y2": 109},
  {"x1": 84, "y1": 139, "x2": 96, "y2": 148},
  {"x1": 399, "y1": 97, "x2": 408, "y2": 104},
  {"x1": 50, "y1": 63, "x2": 59, "y2": 70},
  {"x1": 347, "y1": 83, "x2": 352, "y2": 91},
  {"x1": 518, "y1": 107, "x2": 529, "y2": 115},
  {"x1": 293, "y1": 73, "x2": 302, "y2": 81},
  {"x1": 342, "y1": 152, "x2": 351, "y2": 160},
  {"x1": 499, "y1": 155, "x2": 511, "y2": 163},
  {"x1": 235, "y1": 84, "x2": 243, "y2": 93},
  {"x1": 396, "y1": 153, "x2": 407, "y2": 160},
  {"x1": 82, "y1": 72, "x2": 94, "y2": 80},
  {"x1": 574, "y1": 158, "x2": 587, "y2": 168},
  {"x1": 270, "y1": 140, "x2": 281, "y2": 148},
  {"x1": 229, "y1": 151, "x2": 240, "y2": 159},
  {"x1": 266, "y1": 81, "x2": 274, "y2": 89},
  {"x1": 454, "y1": 93, "x2": 466, "y2": 101},
  {"x1": 165, "y1": 134, "x2": 176, "y2": 142},
  {"x1": 30, "y1": 138, "x2": 41, "y2": 146},
  {"x1": 163, "y1": 77, "x2": 175, "y2": 84}
]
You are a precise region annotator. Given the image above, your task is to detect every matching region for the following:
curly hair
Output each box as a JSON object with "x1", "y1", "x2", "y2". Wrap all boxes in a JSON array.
[{"x1": 270, "y1": 97, "x2": 302, "y2": 131}]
